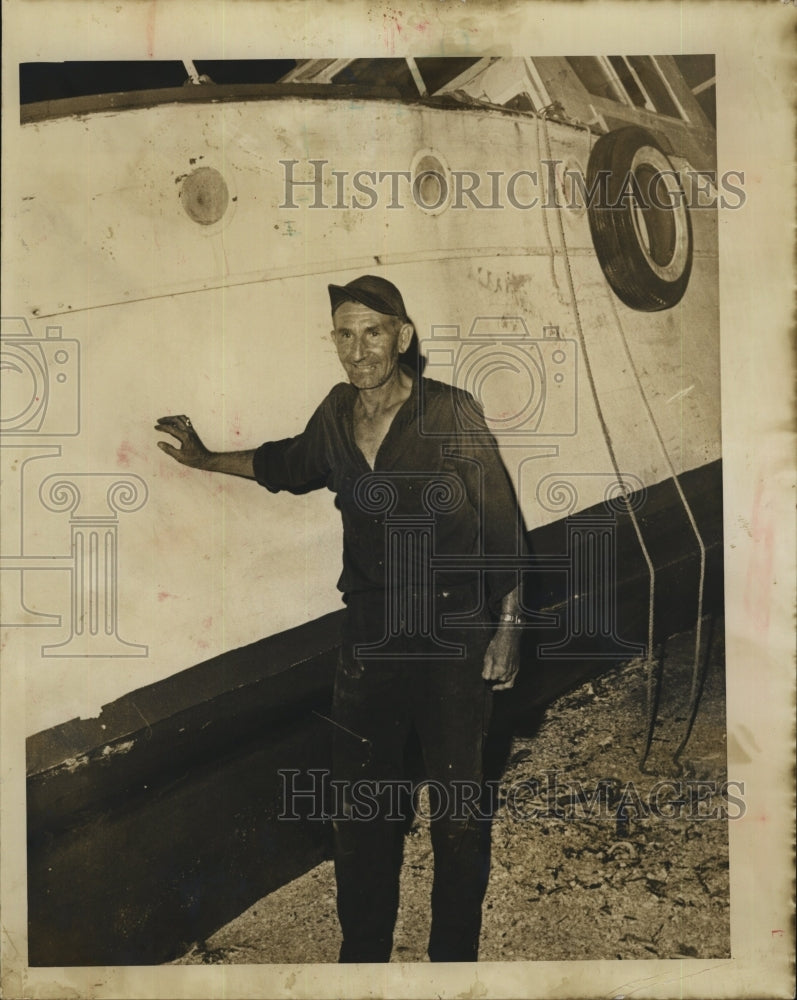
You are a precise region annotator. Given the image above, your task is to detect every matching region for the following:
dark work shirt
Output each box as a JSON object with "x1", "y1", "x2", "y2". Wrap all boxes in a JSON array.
[{"x1": 253, "y1": 366, "x2": 527, "y2": 617}]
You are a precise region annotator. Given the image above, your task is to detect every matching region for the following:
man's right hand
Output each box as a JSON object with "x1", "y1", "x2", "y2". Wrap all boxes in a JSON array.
[
  {"x1": 154, "y1": 415, "x2": 257, "y2": 479},
  {"x1": 155, "y1": 415, "x2": 213, "y2": 469}
]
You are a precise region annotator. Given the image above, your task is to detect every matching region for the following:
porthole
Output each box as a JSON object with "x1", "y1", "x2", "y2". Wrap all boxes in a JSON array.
[{"x1": 410, "y1": 149, "x2": 452, "y2": 216}]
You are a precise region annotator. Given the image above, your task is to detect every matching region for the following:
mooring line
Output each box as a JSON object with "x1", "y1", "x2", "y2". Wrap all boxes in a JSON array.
[
  {"x1": 539, "y1": 116, "x2": 658, "y2": 769},
  {"x1": 605, "y1": 293, "x2": 708, "y2": 765}
]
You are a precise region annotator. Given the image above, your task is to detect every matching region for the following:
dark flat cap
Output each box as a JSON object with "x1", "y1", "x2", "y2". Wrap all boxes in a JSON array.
[{"x1": 328, "y1": 274, "x2": 408, "y2": 320}]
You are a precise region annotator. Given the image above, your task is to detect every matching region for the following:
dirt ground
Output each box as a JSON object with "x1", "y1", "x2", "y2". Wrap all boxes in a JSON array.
[{"x1": 174, "y1": 617, "x2": 730, "y2": 964}]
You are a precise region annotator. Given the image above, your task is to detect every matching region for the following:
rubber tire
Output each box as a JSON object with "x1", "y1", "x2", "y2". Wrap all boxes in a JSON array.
[{"x1": 586, "y1": 126, "x2": 693, "y2": 312}]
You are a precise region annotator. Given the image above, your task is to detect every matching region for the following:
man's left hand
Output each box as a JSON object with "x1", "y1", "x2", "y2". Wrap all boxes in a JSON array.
[{"x1": 482, "y1": 627, "x2": 521, "y2": 691}]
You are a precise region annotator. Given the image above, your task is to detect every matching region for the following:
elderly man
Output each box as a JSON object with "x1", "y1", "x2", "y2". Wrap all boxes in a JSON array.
[{"x1": 156, "y1": 275, "x2": 527, "y2": 963}]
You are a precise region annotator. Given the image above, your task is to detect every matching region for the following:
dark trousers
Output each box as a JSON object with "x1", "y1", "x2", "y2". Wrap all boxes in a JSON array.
[{"x1": 332, "y1": 596, "x2": 493, "y2": 963}]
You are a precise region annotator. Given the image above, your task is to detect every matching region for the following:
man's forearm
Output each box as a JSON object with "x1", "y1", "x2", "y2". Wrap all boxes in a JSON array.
[
  {"x1": 201, "y1": 449, "x2": 257, "y2": 479},
  {"x1": 499, "y1": 585, "x2": 521, "y2": 617},
  {"x1": 494, "y1": 586, "x2": 523, "y2": 644}
]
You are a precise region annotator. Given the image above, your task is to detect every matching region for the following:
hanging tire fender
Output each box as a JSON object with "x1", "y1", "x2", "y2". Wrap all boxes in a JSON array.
[{"x1": 586, "y1": 126, "x2": 693, "y2": 312}]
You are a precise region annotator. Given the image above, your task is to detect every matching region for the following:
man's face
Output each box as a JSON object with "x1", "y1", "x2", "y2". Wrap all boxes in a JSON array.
[{"x1": 332, "y1": 300, "x2": 412, "y2": 390}]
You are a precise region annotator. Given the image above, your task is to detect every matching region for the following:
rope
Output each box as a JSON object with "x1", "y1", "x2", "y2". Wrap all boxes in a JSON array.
[
  {"x1": 673, "y1": 612, "x2": 714, "y2": 764},
  {"x1": 536, "y1": 115, "x2": 564, "y2": 298},
  {"x1": 604, "y1": 295, "x2": 708, "y2": 766},
  {"x1": 538, "y1": 117, "x2": 658, "y2": 751}
]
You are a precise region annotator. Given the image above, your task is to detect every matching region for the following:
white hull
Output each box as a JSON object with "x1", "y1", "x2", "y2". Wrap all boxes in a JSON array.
[{"x1": 4, "y1": 92, "x2": 719, "y2": 734}]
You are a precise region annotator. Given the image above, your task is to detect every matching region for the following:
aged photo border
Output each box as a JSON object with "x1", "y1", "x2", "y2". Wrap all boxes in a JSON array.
[{"x1": 1, "y1": 1, "x2": 794, "y2": 997}]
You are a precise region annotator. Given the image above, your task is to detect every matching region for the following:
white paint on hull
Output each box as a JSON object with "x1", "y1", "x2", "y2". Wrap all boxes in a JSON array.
[{"x1": 2, "y1": 96, "x2": 720, "y2": 734}]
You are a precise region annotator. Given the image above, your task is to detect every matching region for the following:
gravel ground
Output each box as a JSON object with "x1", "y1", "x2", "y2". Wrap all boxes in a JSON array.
[{"x1": 174, "y1": 618, "x2": 730, "y2": 964}]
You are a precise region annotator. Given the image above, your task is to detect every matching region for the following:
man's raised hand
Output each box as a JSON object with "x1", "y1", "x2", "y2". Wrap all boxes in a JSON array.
[
  {"x1": 154, "y1": 416, "x2": 257, "y2": 479},
  {"x1": 155, "y1": 415, "x2": 212, "y2": 469}
]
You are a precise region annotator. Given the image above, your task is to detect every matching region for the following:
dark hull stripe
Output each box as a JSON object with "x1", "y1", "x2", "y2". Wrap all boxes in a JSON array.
[{"x1": 27, "y1": 458, "x2": 723, "y2": 966}]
